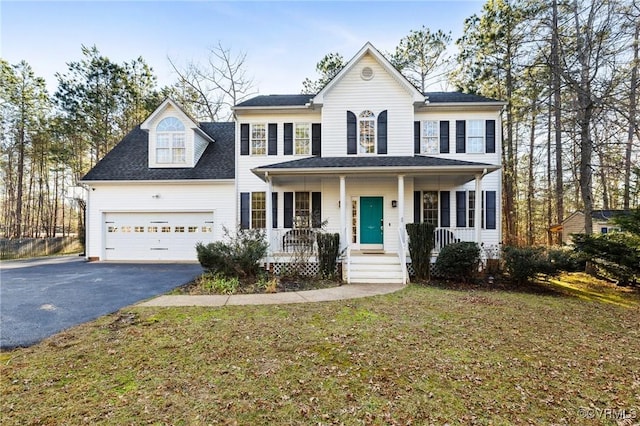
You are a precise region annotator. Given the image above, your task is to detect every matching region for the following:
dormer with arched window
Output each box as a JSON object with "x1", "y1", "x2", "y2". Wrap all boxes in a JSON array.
[{"x1": 141, "y1": 98, "x2": 214, "y2": 168}]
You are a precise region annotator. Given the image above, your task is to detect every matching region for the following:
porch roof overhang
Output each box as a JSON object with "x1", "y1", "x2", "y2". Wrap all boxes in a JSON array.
[{"x1": 252, "y1": 155, "x2": 500, "y2": 181}]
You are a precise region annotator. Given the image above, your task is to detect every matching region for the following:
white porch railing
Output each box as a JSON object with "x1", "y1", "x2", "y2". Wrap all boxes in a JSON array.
[
  {"x1": 433, "y1": 227, "x2": 476, "y2": 253},
  {"x1": 268, "y1": 227, "x2": 342, "y2": 254}
]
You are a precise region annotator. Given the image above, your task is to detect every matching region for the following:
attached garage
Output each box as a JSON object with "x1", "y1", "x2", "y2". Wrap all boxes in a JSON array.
[{"x1": 103, "y1": 212, "x2": 214, "y2": 261}]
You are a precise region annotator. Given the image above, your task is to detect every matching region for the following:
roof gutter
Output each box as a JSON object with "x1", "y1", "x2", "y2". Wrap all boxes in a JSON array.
[{"x1": 251, "y1": 164, "x2": 500, "y2": 181}]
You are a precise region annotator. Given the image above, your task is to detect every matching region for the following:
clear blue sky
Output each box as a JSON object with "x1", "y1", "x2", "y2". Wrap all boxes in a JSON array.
[{"x1": 1, "y1": 1, "x2": 484, "y2": 95}]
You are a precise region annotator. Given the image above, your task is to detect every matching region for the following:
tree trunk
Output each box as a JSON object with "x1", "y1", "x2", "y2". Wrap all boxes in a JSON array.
[
  {"x1": 625, "y1": 20, "x2": 639, "y2": 210},
  {"x1": 552, "y1": 0, "x2": 564, "y2": 242},
  {"x1": 527, "y1": 106, "x2": 536, "y2": 246}
]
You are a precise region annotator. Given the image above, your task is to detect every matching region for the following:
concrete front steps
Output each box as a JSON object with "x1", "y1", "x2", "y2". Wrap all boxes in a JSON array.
[{"x1": 343, "y1": 253, "x2": 406, "y2": 284}]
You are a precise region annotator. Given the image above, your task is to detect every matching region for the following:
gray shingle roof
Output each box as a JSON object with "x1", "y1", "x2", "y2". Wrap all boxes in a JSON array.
[
  {"x1": 236, "y1": 92, "x2": 501, "y2": 108},
  {"x1": 81, "y1": 122, "x2": 235, "y2": 181},
  {"x1": 257, "y1": 155, "x2": 496, "y2": 170},
  {"x1": 235, "y1": 94, "x2": 314, "y2": 107},
  {"x1": 424, "y1": 92, "x2": 502, "y2": 103},
  {"x1": 591, "y1": 209, "x2": 629, "y2": 220}
]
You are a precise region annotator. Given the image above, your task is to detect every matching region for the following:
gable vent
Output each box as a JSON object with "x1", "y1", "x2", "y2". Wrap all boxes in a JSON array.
[{"x1": 361, "y1": 66, "x2": 374, "y2": 80}]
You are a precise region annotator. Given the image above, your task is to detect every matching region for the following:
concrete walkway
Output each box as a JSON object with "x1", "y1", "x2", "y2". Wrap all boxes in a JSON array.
[{"x1": 137, "y1": 282, "x2": 405, "y2": 307}]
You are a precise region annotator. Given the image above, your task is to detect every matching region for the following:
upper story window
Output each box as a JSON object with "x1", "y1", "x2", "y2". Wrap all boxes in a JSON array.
[
  {"x1": 251, "y1": 124, "x2": 267, "y2": 155},
  {"x1": 467, "y1": 120, "x2": 485, "y2": 153},
  {"x1": 156, "y1": 117, "x2": 186, "y2": 164},
  {"x1": 421, "y1": 120, "x2": 439, "y2": 154},
  {"x1": 359, "y1": 110, "x2": 375, "y2": 154},
  {"x1": 294, "y1": 123, "x2": 310, "y2": 155}
]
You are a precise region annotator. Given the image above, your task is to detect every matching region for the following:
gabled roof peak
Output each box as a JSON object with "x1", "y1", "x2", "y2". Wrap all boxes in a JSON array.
[{"x1": 312, "y1": 42, "x2": 425, "y2": 105}]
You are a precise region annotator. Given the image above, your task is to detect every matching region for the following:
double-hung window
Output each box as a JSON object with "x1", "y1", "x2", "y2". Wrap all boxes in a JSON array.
[
  {"x1": 294, "y1": 123, "x2": 310, "y2": 155},
  {"x1": 421, "y1": 121, "x2": 439, "y2": 154},
  {"x1": 467, "y1": 120, "x2": 485, "y2": 153},
  {"x1": 251, "y1": 124, "x2": 266, "y2": 155},
  {"x1": 251, "y1": 192, "x2": 266, "y2": 229},
  {"x1": 359, "y1": 110, "x2": 375, "y2": 154},
  {"x1": 156, "y1": 117, "x2": 186, "y2": 164},
  {"x1": 422, "y1": 191, "x2": 439, "y2": 226},
  {"x1": 294, "y1": 192, "x2": 311, "y2": 227}
]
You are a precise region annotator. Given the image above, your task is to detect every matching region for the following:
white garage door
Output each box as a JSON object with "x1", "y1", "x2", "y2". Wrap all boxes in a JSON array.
[{"x1": 104, "y1": 212, "x2": 214, "y2": 261}]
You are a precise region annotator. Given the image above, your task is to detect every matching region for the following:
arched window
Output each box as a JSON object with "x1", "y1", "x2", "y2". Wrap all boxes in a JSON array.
[
  {"x1": 358, "y1": 110, "x2": 375, "y2": 154},
  {"x1": 156, "y1": 117, "x2": 186, "y2": 163}
]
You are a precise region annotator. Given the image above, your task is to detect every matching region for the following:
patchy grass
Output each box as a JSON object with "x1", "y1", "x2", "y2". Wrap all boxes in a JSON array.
[
  {"x1": 171, "y1": 273, "x2": 340, "y2": 295},
  {"x1": 2, "y1": 282, "x2": 639, "y2": 425}
]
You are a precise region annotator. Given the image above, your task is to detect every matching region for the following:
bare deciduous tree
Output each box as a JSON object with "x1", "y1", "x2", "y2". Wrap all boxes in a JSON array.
[{"x1": 168, "y1": 42, "x2": 256, "y2": 122}]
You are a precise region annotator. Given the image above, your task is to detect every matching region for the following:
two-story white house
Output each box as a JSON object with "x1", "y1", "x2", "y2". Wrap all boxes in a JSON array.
[{"x1": 82, "y1": 42, "x2": 504, "y2": 284}]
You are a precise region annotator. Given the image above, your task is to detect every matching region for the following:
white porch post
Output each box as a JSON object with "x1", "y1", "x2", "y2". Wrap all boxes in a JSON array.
[
  {"x1": 339, "y1": 176, "x2": 346, "y2": 249},
  {"x1": 265, "y1": 173, "x2": 273, "y2": 255},
  {"x1": 475, "y1": 173, "x2": 482, "y2": 244},
  {"x1": 397, "y1": 175, "x2": 405, "y2": 228}
]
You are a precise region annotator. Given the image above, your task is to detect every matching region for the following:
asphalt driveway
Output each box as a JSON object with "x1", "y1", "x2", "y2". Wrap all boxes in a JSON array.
[{"x1": 0, "y1": 256, "x2": 202, "y2": 349}]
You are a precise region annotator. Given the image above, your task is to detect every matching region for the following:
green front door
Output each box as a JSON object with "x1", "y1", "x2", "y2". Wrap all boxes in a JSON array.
[{"x1": 360, "y1": 196, "x2": 383, "y2": 245}]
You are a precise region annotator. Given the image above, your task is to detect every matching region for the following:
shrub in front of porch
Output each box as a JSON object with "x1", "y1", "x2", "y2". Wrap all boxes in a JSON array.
[
  {"x1": 406, "y1": 223, "x2": 436, "y2": 281},
  {"x1": 434, "y1": 242, "x2": 480, "y2": 282},
  {"x1": 195, "y1": 227, "x2": 268, "y2": 277},
  {"x1": 317, "y1": 232, "x2": 340, "y2": 279}
]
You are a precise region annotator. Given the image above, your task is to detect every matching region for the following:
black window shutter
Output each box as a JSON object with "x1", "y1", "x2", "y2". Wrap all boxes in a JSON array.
[
  {"x1": 440, "y1": 191, "x2": 450, "y2": 228},
  {"x1": 268, "y1": 123, "x2": 277, "y2": 156},
  {"x1": 347, "y1": 111, "x2": 357, "y2": 154},
  {"x1": 439, "y1": 121, "x2": 450, "y2": 153},
  {"x1": 413, "y1": 191, "x2": 421, "y2": 223},
  {"x1": 456, "y1": 120, "x2": 466, "y2": 153},
  {"x1": 284, "y1": 192, "x2": 293, "y2": 229},
  {"x1": 240, "y1": 124, "x2": 249, "y2": 156},
  {"x1": 312, "y1": 192, "x2": 322, "y2": 228},
  {"x1": 284, "y1": 123, "x2": 293, "y2": 155},
  {"x1": 240, "y1": 192, "x2": 250, "y2": 229},
  {"x1": 377, "y1": 110, "x2": 387, "y2": 155},
  {"x1": 312, "y1": 123, "x2": 321, "y2": 156},
  {"x1": 272, "y1": 192, "x2": 278, "y2": 229},
  {"x1": 486, "y1": 120, "x2": 496, "y2": 153},
  {"x1": 486, "y1": 191, "x2": 497, "y2": 229},
  {"x1": 456, "y1": 191, "x2": 467, "y2": 227},
  {"x1": 414, "y1": 121, "x2": 421, "y2": 154}
]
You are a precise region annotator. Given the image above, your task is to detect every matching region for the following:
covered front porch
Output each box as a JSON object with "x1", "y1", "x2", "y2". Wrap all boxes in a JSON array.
[{"x1": 252, "y1": 156, "x2": 500, "y2": 284}]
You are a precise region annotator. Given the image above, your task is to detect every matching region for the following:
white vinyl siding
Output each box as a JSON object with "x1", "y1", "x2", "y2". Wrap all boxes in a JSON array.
[
  {"x1": 321, "y1": 53, "x2": 414, "y2": 157},
  {"x1": 85, "y1": 182, "x2": 235, "y2": 261}
]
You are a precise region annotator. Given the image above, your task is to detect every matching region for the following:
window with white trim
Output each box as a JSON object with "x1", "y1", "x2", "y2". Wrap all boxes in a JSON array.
[
  {"x1": 422, "y1": 191, "x2": 439, "y2": 226},
  {"x1": 251, "y1": 192, "x2": 266, "y2": 229},
  {"x1": 156, "y1": 117, "x2": 186, "y2": 163},
  {"x1": 421, "y1": 121, "x2": 439, "y2": 154},
  {"x1": 294, "y1": 123, "x2": 310, "y2": 155},
  {"x1": 294, "y1": 192, "x2": 310, "y2": 227},
  {"x1": 468, "y1": 191, "x2": 476, "y2": 228},
  {"x1": 251, "y1": 124, "x2": 266, "y2": 155},
  {"x1": 467, "y1": 120, "x2": 484, "y2": 153},
  {"x1": 359, "y1": 110, "x2": 375, "y2": 154}
]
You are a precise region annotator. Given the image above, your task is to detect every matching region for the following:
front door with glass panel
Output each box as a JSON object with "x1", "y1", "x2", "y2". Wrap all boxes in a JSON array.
[{"x1": 360, "y1": 196, "x2": 383, "y2": 248}]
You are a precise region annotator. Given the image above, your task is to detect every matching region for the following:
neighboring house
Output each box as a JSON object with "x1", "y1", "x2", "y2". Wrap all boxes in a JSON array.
[
  {"x1": 82, "y1": 42, "x2": 504, "y2": 283},
  {"x1": 552, "y1": 210, "x2": 627, "y2": 244}
]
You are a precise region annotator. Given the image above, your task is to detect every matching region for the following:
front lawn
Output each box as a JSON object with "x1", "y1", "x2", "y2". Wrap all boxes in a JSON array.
[{"x1": 1, "y1": 280, "x2": 639, "y2": 424}]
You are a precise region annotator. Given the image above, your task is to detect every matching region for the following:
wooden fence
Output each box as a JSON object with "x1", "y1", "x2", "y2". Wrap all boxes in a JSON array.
[{"x1": 0, "y1": 237, "x2": 82, "y2": 260}]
